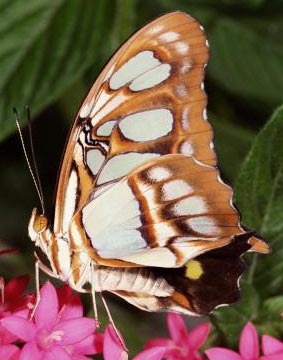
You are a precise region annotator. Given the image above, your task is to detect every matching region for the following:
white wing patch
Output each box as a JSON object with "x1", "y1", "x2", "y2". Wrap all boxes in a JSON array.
[
  {"x1": 180, "y1": 140, "x2": 194, "y2": 156},
  {"x1": 119, "y1": 109, "x2": 173, "y2": 142},
  {"x1": 56, "y1": 238, "x2": 71, "y2": 280},
  {"x1": 91, "y1": 94, "x2": 126, "y2": 125},
  {"x1": 90, "y1": 91, "x2": 111, "y2": 119},
  {"x1": 82, "y1": 180, "x2": 147, "y2": 258},
  {"x1": 97, "y1": 152, "x2": 160, "y2": 184},
  {"x1": 173, "y1": 196, "x2": 207, "y2": 216},
  {"x1": 120, "y1": 247, "x2": 176, "y2": 267},
  {"x1": 109, "y1": 50, "x2": 171, "y2": 91},
  {"x1": 86, "y1": 149, "x2": 105, "y2": 175},
  {"x1": 187, "y1": 216, "x2": 221, "y2": 236},
  {"x1": 175, "y1": 41, "x2": 190, "y2": 55},
  {"x1": 129, "y1": 63, "x2": 171, "y2": 91},
  {"x1": 147, "y1": 166, "x2": 171, "y2": 182},
  {"x1": 162, "y1": 179, "x2": 194, "y2": 201},
  {"x1": 80, "y1": 98, "x2": 95, "y2": 118},
  {"x1": 62, "y1": 170, "x2": 78, "y2": 233},
  {"x1": 158, "y1": 31, "x2": 180, "y2": 42},
  {"x1": 96, "y1": 120, "x2": 117, "y2": 136}
]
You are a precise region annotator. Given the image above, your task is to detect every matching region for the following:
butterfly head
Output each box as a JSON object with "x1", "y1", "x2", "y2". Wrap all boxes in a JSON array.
[{"x1": 28, "y1": 208, "x2": 52, "y2": 253}]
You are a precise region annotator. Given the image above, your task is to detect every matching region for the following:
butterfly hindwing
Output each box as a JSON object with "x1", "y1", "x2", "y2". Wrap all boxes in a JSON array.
[
  {"x1": 76, "y1": 154, "x2": 244, "y2": 268},
  {"x1": 111, "y1": 233, "x2": 251, "y2": 315}
]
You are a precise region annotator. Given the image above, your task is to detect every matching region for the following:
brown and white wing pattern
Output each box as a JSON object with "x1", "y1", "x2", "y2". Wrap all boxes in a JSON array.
[
  {"x1": 50, "y1": 11, "x2": 269, "y2": 315},
  {"x1": 53, "y1": 11, "x2": 213, "y2": 236},
  {"x1": 111, "y1": 233, "x2": 252, "y2": 315},
  {"x1": 80, "y1": 155, "x2": 244, "y2": 267}
]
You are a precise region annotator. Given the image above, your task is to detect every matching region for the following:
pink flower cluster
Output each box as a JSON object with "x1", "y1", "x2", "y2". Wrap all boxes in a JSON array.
[
  {"x1": 0, "y1": 277, "x2": 127, "y2": 360},
  {"x1": 0, "y1": 255, "x2": 283, "y2": 360},
  {"x1": 206, "y1": 321, "x2": 283, "y2": 360},
  {"x1": 134, "y1": 315, "x2": 283, "y2": 360}
]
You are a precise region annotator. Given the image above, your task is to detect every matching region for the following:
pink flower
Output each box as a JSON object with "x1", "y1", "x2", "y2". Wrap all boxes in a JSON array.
[
  {"x1": 134, "y1": 313, "x2": 211, "y2": 360},
  {"x1": 1, "y1": 281, "x2": 101, "y2": 360},
  {"x1": 0, "y1": 276, "x2": 33, "y2": 344},
  {"x1": 206, "y1": 322, "x2": 260, "y2": 360},
  {"x1": 261, "y1": 335, "x2": 283, "y2": 359},
  {"x1": 103, "y1": 323, "x2": 128, "y2": 360},
  {"x1": 206, "y1": 322, "x2": 283, "y2": 360},
  {"x1": 0, "y1": 344, "x2": 20, "y2": 360},
  {"x1": 0, "y1": 276, "x2": 32, "y2": 316}
]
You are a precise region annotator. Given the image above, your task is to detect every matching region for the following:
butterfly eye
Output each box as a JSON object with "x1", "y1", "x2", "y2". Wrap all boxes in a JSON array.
[{"x1": 33, "y1": 215, "x2": 48, "y2": 234}]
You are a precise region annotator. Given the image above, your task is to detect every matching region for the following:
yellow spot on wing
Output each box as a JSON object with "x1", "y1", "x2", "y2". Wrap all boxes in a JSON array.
[{"x1": 185, "y1": 260, "x2": 203, "y2": 280}]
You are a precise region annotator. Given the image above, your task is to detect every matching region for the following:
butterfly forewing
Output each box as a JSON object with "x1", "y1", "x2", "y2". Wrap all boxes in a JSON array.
[{"x1": 54, "y1": 12, "x2": 213, "y2": 235}]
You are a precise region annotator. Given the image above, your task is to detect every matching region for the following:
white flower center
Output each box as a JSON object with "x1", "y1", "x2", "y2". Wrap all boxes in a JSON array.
[{"x1": 38, "y1": 330, "x2": 64, "y2": 349}]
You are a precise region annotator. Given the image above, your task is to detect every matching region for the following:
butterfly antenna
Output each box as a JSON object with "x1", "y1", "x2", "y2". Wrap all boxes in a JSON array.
[
  {"x1": 26, "y1": 106, "x2": 45, "y2": 214},
  {"x1": 13, "y1": 108, "x2": 45, "y2": 215}
]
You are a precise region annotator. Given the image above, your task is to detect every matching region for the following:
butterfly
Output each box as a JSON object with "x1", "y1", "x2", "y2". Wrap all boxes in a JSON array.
[{"x1": 28, "y1": 11, "x2": 269, "y2": 318}]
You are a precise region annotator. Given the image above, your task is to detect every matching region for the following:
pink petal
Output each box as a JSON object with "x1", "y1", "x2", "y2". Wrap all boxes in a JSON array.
[
  {"x1": 0, "y1": 324, "x2": 18, "y2": 344},
  {"x1": 57, "y1": 285, "x2": 83, "y2": 320},
  {"x1": 1, "y1": 315, "x2": 36, "y2": 341},
  {"x1": 35, "y1": 281, "x2": 58, "y2": 329},
  {"x1": 144, "y1": 338, "x2": 171, "y2": 349},
  {"x1": 71, "y1": 356, "x2": 91, "y2": 360},
  {"x1": 167, "y1": 313, "x2": 187, "y2": 344},
  {"x1": 206, "y1": 348, "x2": 243, "y2": 360},
  {"x1": 59, "y1": 296, "x2": 83, "y2": 321},
  {"x1": 20, "y1": 341, "x2": 43, "y2": 360},
  {"x1": 261, "y1": 355, "x2": 283, "y2": 360},
  {"x1": 13, "y1": 308, "x2": 30, "y2": 319},
  {"x1": 239, "y1": 322, "x2": 259, "y2": 359},
  {"x1": 262, "y1": 335, "x2": 283, "y2": 355},
  {"x1": 73, "y1": 333, "x2": 104, "y2": 355},
  {"x1": 103, "y1": 324, "x2": 128, "y2": 360},
  {"x1": 5, "y1": 276, "x2": 29, "y2": 301},
  {"x1": 0, "y1": 344, "x2": 20, "y2": 360},
  {"x1": 45, "y1": 346, "x2": 71, "y2": 360},
  {"x1": 133, "y1": 347, "x2": 167, "y2": 360},
  {"x1": 187, "y1": 322, "x2": 211, "y2": 350},
  {"x1": 56, "y1": 318, "x2": 96, "y2": 345}
]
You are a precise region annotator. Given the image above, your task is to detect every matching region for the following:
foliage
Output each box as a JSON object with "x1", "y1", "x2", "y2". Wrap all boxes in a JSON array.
[
  {"x1": 212, "y1": 106, "x2": 283, "y2": 347},
  {"x1": 0, "y1": 0, "x2": 282, "y2": 356}
]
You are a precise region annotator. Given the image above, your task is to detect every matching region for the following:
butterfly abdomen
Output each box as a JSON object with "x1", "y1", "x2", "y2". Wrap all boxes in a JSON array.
[{"x1": 94, "y1": 266, "x2": 173, "y2": 297}]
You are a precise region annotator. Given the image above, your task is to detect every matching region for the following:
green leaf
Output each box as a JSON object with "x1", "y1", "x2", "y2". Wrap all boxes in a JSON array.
[
  {"x1": 209, "y1": 19, "x2": 283, "y2": 105},
  {"x1": 211, "y1": 280, "x2": 260, "y2": 348},
  {"x1": 0, "y1": 0, "x2": 113, "y2": 141},
  {"x1": 262, "y1": 296, "x2": 283, "y2": 317},
  {"x1": 110, "y1": 0, "x2": 136, "y2": 51},
  {"x1": 212, "y1": 115, "x2": 255, "y2": 182},
  {"x1": 259, "y1": 296, "x2": 283, "y2": 338},
  {"x1": 235, "y1": 105, "x2": 283, "y2": 296}
]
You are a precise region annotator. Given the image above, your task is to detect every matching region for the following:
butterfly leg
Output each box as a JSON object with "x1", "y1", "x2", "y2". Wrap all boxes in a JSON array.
[
  {"x1": 30, "y1": 260, "x2": 40, "y2": 319},
  {"x1": 100, "y1": 292, "x2": 128, "y2": 351},
  {"x1": 90, "y1": 261, "x2": 99, "y2": 327}
]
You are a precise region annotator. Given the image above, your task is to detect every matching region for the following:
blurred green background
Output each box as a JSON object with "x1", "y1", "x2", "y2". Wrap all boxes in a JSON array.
[{"x1": 0, "y1": 0, "x2": 283, "y2": 356}]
